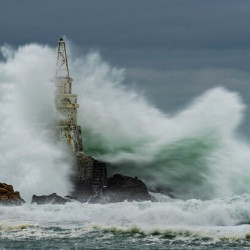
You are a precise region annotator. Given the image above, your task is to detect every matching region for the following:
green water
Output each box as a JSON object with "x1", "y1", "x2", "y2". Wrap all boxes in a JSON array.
[{"x1": 1, "y1": 232, "x2": 250, "y2": 249}]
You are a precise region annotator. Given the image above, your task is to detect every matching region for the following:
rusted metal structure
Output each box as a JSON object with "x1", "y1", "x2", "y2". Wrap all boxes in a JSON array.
[
  {"x1": 56, "y1": 37, "x2": 70, "y2": 77},
  {"x1": 55, "y1": 37, "x2": 106, "y2": 196}
]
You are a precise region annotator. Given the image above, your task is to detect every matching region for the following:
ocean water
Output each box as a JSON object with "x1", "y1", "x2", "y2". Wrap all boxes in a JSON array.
[
  {"x1": 1, "y1": 43, "x2": 250, "y2": 249},
  {"x1": 1, "y1": 194, "x2": 250, "y2": 249}
]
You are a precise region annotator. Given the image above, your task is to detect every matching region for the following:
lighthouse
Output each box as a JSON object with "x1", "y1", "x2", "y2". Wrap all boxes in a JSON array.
[
  {"x1": 55, "y1": 37, "x2": 106, "y2": 196},
  {"x1": 55, "y1": 37, "x2": 83, "y2": 153}
]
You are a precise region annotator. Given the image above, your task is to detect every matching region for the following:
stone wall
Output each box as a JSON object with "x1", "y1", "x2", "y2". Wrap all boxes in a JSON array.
[{"x1": 56, "y1": 77, "x2": 72, "y2": 94}]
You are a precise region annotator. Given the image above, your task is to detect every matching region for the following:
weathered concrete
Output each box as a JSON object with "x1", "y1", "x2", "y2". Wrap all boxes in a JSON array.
[
  {"x1": 74, "y1": 154, "x2": 107, "y2": 197},
  {"x1": 58, "y1": 125, "x2": 83, "y2": 153},
  {"x1": 55, "y1": 76, "x2": 83, "y2": 153}
]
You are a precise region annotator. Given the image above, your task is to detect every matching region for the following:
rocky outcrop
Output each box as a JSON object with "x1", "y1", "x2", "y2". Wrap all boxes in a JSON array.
[
  {"x1": 101, "y1": 174, "x2": 152, "y2": 202},
  {"x1": 32, "y1": 193, "x2": 72, "y2": 205},
  {"x1": 0, "y1": 183, "x2": 25, "y2": 205},
  {"x1": 32, "y1": 175, "x2": 152, "y2": 204}
]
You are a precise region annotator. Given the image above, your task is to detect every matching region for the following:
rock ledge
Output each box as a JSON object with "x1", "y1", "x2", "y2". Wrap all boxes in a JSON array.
[
  {"x1": 31, "y1": 174, "x2": 152, "y2": 205},
  {"x1": 0, "y1": 183, "x2": 25, "y2": 205},
  {"x1": 32, "y1": 193, "x2": 71, "y2": 205},
  {"x1": 92, "y1": 174, "x2": 152, "y2": 203}
]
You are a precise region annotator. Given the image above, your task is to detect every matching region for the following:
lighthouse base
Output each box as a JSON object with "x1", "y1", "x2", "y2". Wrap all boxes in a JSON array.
[{"x1": 73, "y1": 154, "x2": 107, "y2": 197}]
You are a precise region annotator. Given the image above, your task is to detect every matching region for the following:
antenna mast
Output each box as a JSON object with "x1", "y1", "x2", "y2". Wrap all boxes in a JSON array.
[{"x1": 56, "y1": 37, "x2": 69, "y2": 77}]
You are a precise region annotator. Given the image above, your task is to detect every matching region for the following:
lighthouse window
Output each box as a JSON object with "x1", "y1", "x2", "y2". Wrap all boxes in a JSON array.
[{"x1": 62, "y1": 98, "x2": 71, "y2": 104}]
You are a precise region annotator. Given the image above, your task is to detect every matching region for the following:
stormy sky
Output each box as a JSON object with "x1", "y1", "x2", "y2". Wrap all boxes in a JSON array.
[{"x1": 1, "y1": 0, "x2": 250, "y2": 135}]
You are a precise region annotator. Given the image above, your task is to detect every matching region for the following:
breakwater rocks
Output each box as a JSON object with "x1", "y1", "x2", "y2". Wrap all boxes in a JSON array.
[
  {"x1": 1, "y1": 174, "x2": 152, "y2": 206},
  {"x1": 103, "y1": 174, "x2": 152, "y2": 202},
  {"x1": 32, "y1": 174, "x2": 152, "y2": 205},
  {"x1": 0, "y1": 183, "x2": 25, "y2": 205},
  {"x1": 32, "y1": 193, "x2": 71, "y2": 205}
]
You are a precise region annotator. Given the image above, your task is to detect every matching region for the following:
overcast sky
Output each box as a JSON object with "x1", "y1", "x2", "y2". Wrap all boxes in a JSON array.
[{"x1": 1, "y1": 0, "x2": 250, "y2": 135}]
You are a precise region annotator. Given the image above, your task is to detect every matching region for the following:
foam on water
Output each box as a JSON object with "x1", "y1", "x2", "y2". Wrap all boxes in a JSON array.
[{"x1": 1, "y1": 194, "x2": 250, "y2": 241}]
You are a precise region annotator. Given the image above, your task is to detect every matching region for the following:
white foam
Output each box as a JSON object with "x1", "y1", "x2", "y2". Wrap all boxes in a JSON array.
[
  {"x1": 0, "y1": 44, "x2": 73, "y2": 202},
  {"x1": 1, "y1": 195, "x2": 250, "y2": 240},
  {"x1": 1, "y1": 42, "x2": 250, "y2": 201}
]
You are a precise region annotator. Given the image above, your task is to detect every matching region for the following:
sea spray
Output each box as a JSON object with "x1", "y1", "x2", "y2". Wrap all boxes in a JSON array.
[
  {"x1": 0, "y1": 43, "x2": 250, "y2": 201},
  {"x1": 0, "y1": 44, "x2": 73, "y2": 202},
  {"x1": 72, "y1": 52, "x2": 250, "y2": 199},
  {"x1": 1, "y1": 194, "x2": 250, "y2": 238}
]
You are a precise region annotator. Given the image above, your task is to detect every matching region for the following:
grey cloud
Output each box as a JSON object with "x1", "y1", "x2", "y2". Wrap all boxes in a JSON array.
[{"x1": 1, "y1": 0, "x2": 250, "y2": 50}]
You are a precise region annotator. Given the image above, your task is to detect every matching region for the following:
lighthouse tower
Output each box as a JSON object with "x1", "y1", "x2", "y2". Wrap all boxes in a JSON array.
[
  {"x1": 55, "y1": 37, "x2": 106, "y2": 196},
  {"x1": 55, "y1": 37, "x2": 83, "y2": 153}
]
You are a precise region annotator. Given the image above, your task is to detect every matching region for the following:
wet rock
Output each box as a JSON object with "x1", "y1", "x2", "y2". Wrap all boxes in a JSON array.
[
  {"x1": 31, "y1": 174, "x2": 152, "y2": 204},
  {"x1": 32, "y1": 193, "x2": 72, "y2": 205},
  {"x1": 0, "y1": 183, "x2": 25, "y2": 205},
  {"x1": 101, "y1": 174, "x2": 152, "y2": 202}
]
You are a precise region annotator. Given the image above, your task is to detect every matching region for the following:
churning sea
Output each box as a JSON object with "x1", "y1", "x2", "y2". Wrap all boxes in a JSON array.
[
  {"x1": 1, "y1": 193, "x2": 250, "y2": 249},
  {"x1": 2, "y1": 42, "x2": 250, "y2": 249}
]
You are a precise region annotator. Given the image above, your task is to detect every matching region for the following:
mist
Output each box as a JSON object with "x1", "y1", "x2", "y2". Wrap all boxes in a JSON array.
[{"x1": 0, "y1": 44, "x2": 73, "y2": 202}]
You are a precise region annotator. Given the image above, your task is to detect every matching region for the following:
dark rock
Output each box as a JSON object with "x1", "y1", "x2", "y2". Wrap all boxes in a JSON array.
[
  {"x1": 101, "y1": 174, "x2": 152, "y2": 202},
  {"x1": 74, "y1": 155, "x2": 107, "y2": 196},
  {"x1": 31, "y1": 174, "x2": 152, "y2": 204},
  {"x1": 32, "y1": 193, "x2": 71, "y2": 205},
  {"x1": 0, "y1": 183, "x2": 25, "y2": 205},
  {"x1": 64, "y1": 195, "x2": 79, "y2": 200}
]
